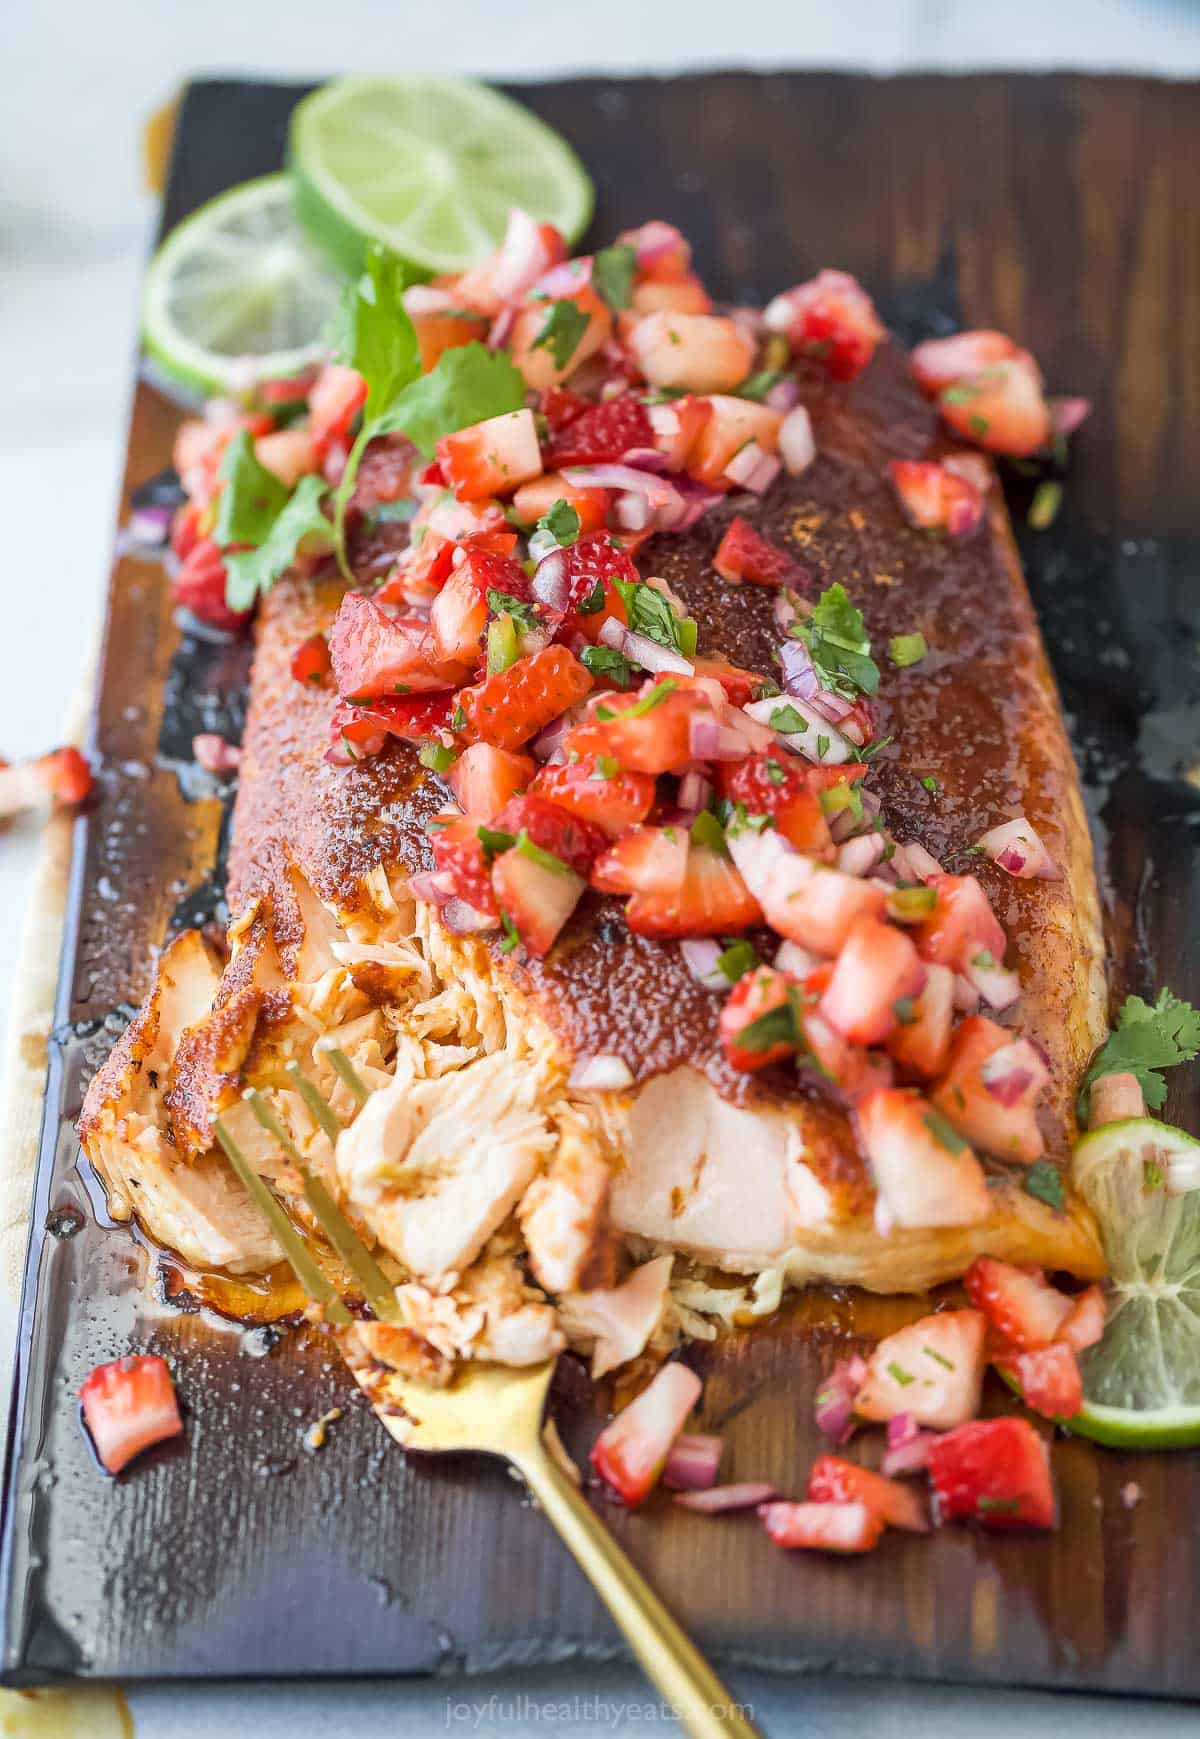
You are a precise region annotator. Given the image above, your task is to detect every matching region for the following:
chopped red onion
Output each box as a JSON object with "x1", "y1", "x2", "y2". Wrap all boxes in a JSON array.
[
  {"x1": 728, "y1": 305, "x2": 767, "y2": 343},
  {"x1": 943, "y1": 452, "x2": 992, "y2": 493},
  {"x1": 743, "y1": 696, "x2": 854, "y2": 765},
  {"x1": 487, "y1": 305, "x2": 517, "y2": 352},
  {"x1": 442, "y1": 897, "x2": 500, "y2": 935},
  {"x1": 688, "y1": 714, "x2": 753, "y2": 762},
  {"x1": 724, "y1": 441, "x2": 780, "y2": 495},
  {"x1": 837, "y1": 834, "x2": 888, "y2": 877},
  {"x1": 778, "y1": 405, "x2": 816, "y2": 475},
  {"x1": 881, "y1": 1430, "x2": 941, "y2": 1478},
  {"x1": 598, "y1": 616, "x2": 694, "y2": 676},
  {"x1": 532, "y1": 255, "x2": 593, "y2": 298},
  {"x1": 677, "y1": 770, "x2": 713, "y2": 813},
  {"x1": 530, "y1": 549, "x2": 570, "y2": 613},
  {"x1": 621, "y1": 446, "x2": 673, "y2": 474},
  {"x1": 666, "y1": 476, "x2": 725, "y2": 530},
  {"x1": 980, "y1": 1038, "x2": 1048, "y2": 1107},
  {"x1": 809, "y1": 688, "x2": 856, "y2": 725},
  {"x1": 615, "y1": 491, "x2": 652, "y2": 532},
  {"x1": 814, "y1": 1354, "x2": 867, "y2": 1443},
  {"x1": 887, "y1": 1412, "x2": 918, "y2": 1450},
  {"x1": 644, "y1": 571, "x2": 690, "y2": 614},
  {"x1": 680, "y1": 938, "x2": 727, "y2": 990},
  {"x1": 965, "y1": 954, "x2": 1021, "y2": 1011},
  {"x1": 674, "y1": 1482, "x2": 780, "y2": 1513},
  {"x1": 1049, "y1": 396, "x2": 1091, "y2": 438},
  {"x1": 976, "y1": 817, "x2": 1061, "y2": 881},
  {"x1": 628, "y1": 221, "x2": 687, "y2": 273},
  {"x1": 1119, "y1": 1480, "x2": 1142, "y2": 1511},
  {"x1": 488, "y1": 207, "x2": 561, "y2": 301},
  {"x1": 774, "y1": 591, "x2": 802, "y2": 634},
  {"x1": 127, "y1": 504, "x2": 173, "y2": 547},
  {"x1": 780, "y1": 638, "x2": 820, "y2": 700},
  {"x1": 564, "y1": 464, "x2": 682, "y2": 512},
  {"x1": 569, "y1": 1053, "x2": 635, "y2": 1091},
  {"x1": 890, "y1": 840, "x2": 944, "y2": 883},
  {"x1": 765, "y1": 377, "x2": 803, "y2": 413},
  {"x1": 774, "y1": 939, "x2": 821, "y2": 977},
  {"x1": 403, "y1": 284, "x2": 458, "y2": 316},
  {"x1": 662, "y1": 1432, "x2": 723, "y2": 1491},
  {"x1": 406, "y1": 869, "x2": 455, "y2": 907}
]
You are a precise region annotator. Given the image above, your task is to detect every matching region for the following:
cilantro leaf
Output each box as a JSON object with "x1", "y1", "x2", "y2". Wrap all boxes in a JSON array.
[
  {"x1": 592, "y1": 244, "x2": 637, "y2": 312},
  {"x1": 613, "y1": 579, "x2": 699, "y2": 660},
  {"x1": 579, "y1": 644, "x2": 634, "y2": 689},
  {"x1": 339, "y1": 245, "x2": 420, "y2": 421},
  {"x1": 1080, "y1": 988, "x2": 1200, "y2": 1118},
  {"x1": 224, "y1": 476, "x2": 333, "y2": 611},
  {"x1": 215, "y1": 430, "x2": 289, "y2": 546},
  {"x1": 689, "y1": 810, "x2": 728, "y2": 854},
  {"x1": 532, "y1": 299, "x2": 590, "y2": 370},
  {"x1": 536, "y1": 498, "x2": 581, "y2": 548},
  {"x1": 716, "y1": 939, "x2": 759, "y2": 984},
  {"x1": 1024, "y1": 1161, "x2": 1065, "y2": 1212},
  {"x1": 378, "y1": 342, "x2": 526, "y2": 455},
  {"x1": 794, "y1": 582, "x2": 880, "y2": 698},
  {"x1": 737, "y1": 370, "x2": 786, "y2": 403},
  {"x1": 486, "y1": 589, "x2": 539, "y2": 631}
]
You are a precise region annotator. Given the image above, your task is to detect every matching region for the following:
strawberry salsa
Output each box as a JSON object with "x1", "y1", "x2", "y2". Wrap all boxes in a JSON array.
[{"x1": 167, "y1": 210, "x2": 1090, "y2": 1218}]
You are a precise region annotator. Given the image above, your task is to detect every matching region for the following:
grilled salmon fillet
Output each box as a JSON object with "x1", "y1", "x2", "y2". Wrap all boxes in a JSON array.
[{"x1": 80, "y1": 338, "x2": 1105, "y2": 1375}]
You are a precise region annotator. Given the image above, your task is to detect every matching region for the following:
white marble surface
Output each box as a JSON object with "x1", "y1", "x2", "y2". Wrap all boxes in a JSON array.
[{"x1": 4, "y1": 1, "x2": 1200, "y2": 1732}]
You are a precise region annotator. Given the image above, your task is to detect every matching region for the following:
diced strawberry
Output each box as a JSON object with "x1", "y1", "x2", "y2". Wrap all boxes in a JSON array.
[
  {"x1": 764, "y1": 859, "x2": 889, "y2": 957},
  {"x1": 999, "y1": 1342, "x2": 1083, "y2": 1420},
  {"x1": 1057, "y1": 1285, "x2": 1106, "y2": 1353},
  {"x1": 410, "y1": 307, "x2": 489, "y2": 373},
  {"x1": 763, "y1": 271, "x2": 886, "y2": 382},
  {"x1": 591, "y1": 824, "x2": 689, "y2": 897},
  {"x1": 254, "y1": 427, "x2": 319, "y2": 490},
  {"x1": 716, "y1": 754, "x2": 833, "y2": 854},
  {"x1": 540, "y1": 386, "x2": 588, "y2": 433},
  {"x1": 544, "y1": 396, "x2": 655, "y2": 468},
  {"x1": 309, "y1": 363, "x2": 367, "y2": 464},
  {"x1": 854, "y1": 1309, "x2": 988, "y2": 1430},
  {"x1": 330, "y1": 594, "x2": 468, "y2": 700},
  {"x1": 623, "y1": 844, "x2": 761, "y2": 938},
  {"x1": 493, "y1": 793, "x2": 607, "y2": 876},
  {"x1": 931, "y1": 1017, "x2": 1046, "y2": 1163},
  {"x1": 528, "y1": 754, "x2": 655, "y2": 840},
  {"x1": 910, "y1": 331, "x2": 1022, "y2": 397},
  {"x1": 509, "y1": 286, "x2": 613, "y2": 392},
  {"x1": 712, "y1": 517, "x2": 806, "y2": 587},
  {"x1": 855, "y1": 1089, "x2": 990, "y2": 1231},
  {"x1": 437, "y1": 408, "x2": 544, "y2": 501},
  {"x1": 172, "y1": 538, "x2": 251, "y2": 632},
  {"x1": 80, "y1": 1354, "x2": 183, "y2": 1475},
  {"x1": 326, "y1": 700, "x2": 388, "y2": 765},
  {"x1": 379, "y1": 529, "x2": 455, "y2": 607},
  {"x1": 939, "y1": 357, "x2": 1051, "y2": 458},
  {"x1": 689, "y1": 656, "x2": 763, "y2": 708},
  {"x1": 796, "y1": 964, "x2": 867, "y2": 1087},
  {"x1": 491, "y1": 838, "x2": 586, "y2": 956},
  {"x1": 565, "y1": 681, "x2": 703, "y2": 775},
  {"x1": 807, "y1": 1455, "x2": 929, "y2": 1532},
  {"x1": 291, "y1": 632, "x2": 332, "y2": 687},
  {"x1": 457, "y1": 645, "x2": 593, "y2": 751},
  {"x1": 888, "y1": 460, "x2": 985, "y2": 537},
  {"x1": 429, "y1": 564, "x2": 489, "y2": 667},
  {"x1": 617, "y1": 220, "x2": 693, "y2": 282},
  {"x1": 536, "y1": 530, "x2": 640, "y2": 642},
  {"x1": 927, "y1": 1417, "x2": 1056, "y2": 1530},
  {"x1": 38, "y1": 746, "x2": 94, "y2": 806},
  {"x1": 915, "y1": 874, "x2": 1006, "y2": 974},
  {"x1": 351, "y1": 693, "x2": 454, "y2": 743},
  {"x1": 628, "y1": 314, "x2": 755, "y2": 396},
  {"x1": 885, "y1": 962, "x2": 954, "y2": 1079},
  {"x1": 819, "y1": 917, "x2": 925, "y2": 1045},
  {"x1": 447, "y1": 743, "x2": 534, "y2": 821},
  {"x1": 719, "y1": 965, "x2": 798, "y2": 1072},
  {"x1": 430, "y1": 816, "x2": 501, "y2": 918},
  {"x1": 963, "y1": 1257, "x2": 1073, "y2": 1350},
  {"x1": 686, "y1": 397, "x2": 783, "y2": 488},
  {"x1": 760, "y1": 1500, "x2": 883, "y2": 1554},
  {"x1": 509, "y1": 472, "x2": 611, "y2": 533},
  {"x1": 590, "y1": 1362, "x2": 702, "y2": 1508}
]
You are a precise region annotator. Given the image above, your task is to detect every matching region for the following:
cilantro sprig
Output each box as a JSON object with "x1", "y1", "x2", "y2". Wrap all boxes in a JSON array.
[
  {"x1": 612, "y1": 579, "x2": 699, "y2": 660},
  {"x1": 1080, "y1": 988, "x2": 1200, "y2": 1121},
  {"x1": 791, "y1": 582, "x2": 880, "y2": 699}
]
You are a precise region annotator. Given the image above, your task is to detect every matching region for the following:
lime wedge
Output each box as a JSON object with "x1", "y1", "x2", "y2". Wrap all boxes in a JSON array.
[
  {"x1": 143, "y1": 174, "x2": 344, "y2": 397},
  {"x1": 1068, "y1": 1117, "x2": 1200, "y2": 1448},
  {"x1": 288, "y1": 74, "x2": 594, "y2": 276}
]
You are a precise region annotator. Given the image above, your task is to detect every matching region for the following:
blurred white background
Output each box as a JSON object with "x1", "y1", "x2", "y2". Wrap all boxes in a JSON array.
[{"x1": 3, "y1": 1, "x2": 1200, "y2": 1733}]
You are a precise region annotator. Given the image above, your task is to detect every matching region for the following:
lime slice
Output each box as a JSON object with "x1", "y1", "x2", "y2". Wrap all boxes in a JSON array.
[
  {"x1": 289, "y1": 74, "x2": 594, "y2": 276},
  {"x1": 143, "y1": 174, "x2": 344, "y2": 396},
  {"x1": 1068, "y1": 1117, "x2": 1200, "y2": 1448}
]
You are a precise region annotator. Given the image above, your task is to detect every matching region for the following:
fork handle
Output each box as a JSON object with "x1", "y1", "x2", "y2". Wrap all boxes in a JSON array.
[{"x1": 514, "y1": 1440, "x2": 762, "y2": 1739}]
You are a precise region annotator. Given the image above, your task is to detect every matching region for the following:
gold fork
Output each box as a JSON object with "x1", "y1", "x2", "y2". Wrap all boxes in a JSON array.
[{"x1": 215, "y1": 1061, "x2": 761, "y2": 1739}]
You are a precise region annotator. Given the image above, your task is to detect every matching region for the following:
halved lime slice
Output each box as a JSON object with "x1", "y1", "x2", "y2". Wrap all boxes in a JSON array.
[
  {"x1": 143, "y1": 174, "x2": 344, "y2": 397},
  {"x1": 289, "y1": 74, "x2": 594, "y2": 276},
  {"x1": 1068, "y1": 1117, "x2": 1200, "y2": 1448}
]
